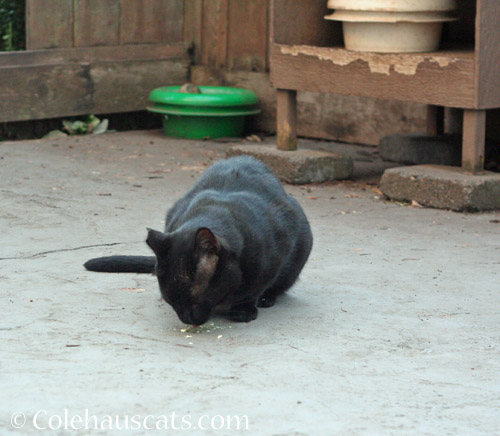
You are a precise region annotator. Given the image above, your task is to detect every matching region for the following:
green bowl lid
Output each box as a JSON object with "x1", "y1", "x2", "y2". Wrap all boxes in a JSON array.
[{"x1": 149, "y1": 86, "x2": 259, "y2": 107}]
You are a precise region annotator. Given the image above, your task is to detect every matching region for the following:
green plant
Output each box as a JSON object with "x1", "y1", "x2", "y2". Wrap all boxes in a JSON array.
[
  {"x1": 44, "y1": 115, "x2": 109, "y2": 138},
  {"x1": 0, "y1": 0, "x2": 25, "y2": 51}
]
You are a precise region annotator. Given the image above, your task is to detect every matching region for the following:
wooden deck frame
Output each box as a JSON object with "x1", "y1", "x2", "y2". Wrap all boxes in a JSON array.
[{"x1": 272, "y1": 0, "x2": 500, "y2": 173}]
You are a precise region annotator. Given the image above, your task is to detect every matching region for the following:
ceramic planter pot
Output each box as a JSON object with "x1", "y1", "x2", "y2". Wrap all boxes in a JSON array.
[{"x1": 325, "y1": 0, "x2": 458, "y2": 52}]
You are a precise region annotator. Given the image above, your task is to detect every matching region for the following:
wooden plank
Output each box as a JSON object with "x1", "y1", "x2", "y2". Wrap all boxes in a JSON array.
[
  {"x1": 277, "y1": 89, "x2": 297, "y2": 150},
  {"x1": 462, "y1": 109, "x2": 486, "y2": 173},
  {"x1": 184, "y1": 0, "x2": 203, "y2": 64},
  {"x1": 0, "y1": 43, "x2": 189, "y2": 67},
  {"x1": 201, "y1": 0, "x2": 229, "y2": 68},
  {"x1": 476, "y1": 0, "x2": 500, "y2": 108},
  {"x1": 91, "y1": 59, "x2": 189, "y2": 113},
  {"x1": 74, "y1": 0, "x2": 120, "y2": 47},
  {"x1": 164, "y1": 0, "x2": 185, "y2": 43},
  {"x1": 25, "y1": 0, "x2": 74, "y2": 49},
  {"x1": 120, "y1": 0, "x2": 184, "y2": 44},
  {"x1": 0, "y1": 64, "x2": 94, "y2": 122},
  {"x1": 271, "y1": 44, "x2": 476, "y2": 108},
  {"x1": 227, "y1": 0, "x2": 269, "y2": 72},
  {"x1": 297, "y1": 92, "x2": 426, "y2": 145},
  {"x1": 0, "y1": 53, "x2": 190, "y2": 123},
  {"x1": 272, "y1": 0, "x2": 340, "y2": 46}
]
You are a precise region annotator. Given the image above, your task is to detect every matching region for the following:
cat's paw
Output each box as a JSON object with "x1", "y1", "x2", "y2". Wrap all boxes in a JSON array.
[
  {"x1": 227, "y1": 304, "x2": 258, "y2": 322},
  {"x1": 257, "y1": 295, "x2": 276, "y2": 308}
]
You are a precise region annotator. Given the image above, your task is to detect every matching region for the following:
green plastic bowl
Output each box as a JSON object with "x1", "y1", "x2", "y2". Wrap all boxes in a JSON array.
[{"x1": 147, "y1": 86, "x2": 261, "y2": 140}]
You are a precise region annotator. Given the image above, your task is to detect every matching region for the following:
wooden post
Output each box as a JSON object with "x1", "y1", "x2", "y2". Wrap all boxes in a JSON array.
[
  {"x1": 462, "y1": 109, "x2": 486, "y2": 173},
  {"x1": 277, "y1": 89, "x2": 297, "y2": 151},
  {"x1": 426, "y1": 105, "x2": 444, "y2": 136}
]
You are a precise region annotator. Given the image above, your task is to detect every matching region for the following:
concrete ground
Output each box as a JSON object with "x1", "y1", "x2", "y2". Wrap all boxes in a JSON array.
[{"x1": 1, "y1": 130, "x2": 499, "y2": 436}]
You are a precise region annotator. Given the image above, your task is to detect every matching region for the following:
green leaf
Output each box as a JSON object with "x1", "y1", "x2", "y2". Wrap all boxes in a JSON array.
[
  {"x1": 86, "y1": 115, "x2": 100, "y2": 133},
  {"x1": 62, "y1": 120, "x2": 76, "y2": 134},
  {"x1": 71, "y1": 120, "x2": 88, "y2": 134},
  {"x1": 93, "y1": 119, "x2": 109, "y2": 135}
]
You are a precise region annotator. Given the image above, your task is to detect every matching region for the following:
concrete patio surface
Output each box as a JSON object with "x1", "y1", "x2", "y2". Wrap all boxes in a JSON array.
[{"x1": 1, "y1": 130, "x2": 499, "y2": 436}]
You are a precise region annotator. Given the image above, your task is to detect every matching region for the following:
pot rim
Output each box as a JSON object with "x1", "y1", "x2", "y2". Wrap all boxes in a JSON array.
[
  {"x1": 327, "y1": 0, "x2": 458, "y2": 12},
  {"x1": 325, "y1": 10, "x2": 458, "y2": 23},
  {"x1": 149, "y1": 86, "x2": 259, "y2": 107}
]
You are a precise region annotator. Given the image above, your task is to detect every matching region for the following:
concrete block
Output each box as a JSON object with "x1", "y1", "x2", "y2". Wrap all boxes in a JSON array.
[
  {"x1": 380, "y1": 134, "x2": 461, "y2": 166},
  {"x1": 380, "y1": 165, "x2": 500, "y2": 211},
  {"x1": 226, "y1": 144, "x2": 353, "y2": 184}
]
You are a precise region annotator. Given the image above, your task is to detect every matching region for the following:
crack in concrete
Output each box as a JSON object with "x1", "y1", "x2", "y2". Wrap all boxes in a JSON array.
[{"x1": 0, "y1": 242, "x2": 135, "y2": 261}]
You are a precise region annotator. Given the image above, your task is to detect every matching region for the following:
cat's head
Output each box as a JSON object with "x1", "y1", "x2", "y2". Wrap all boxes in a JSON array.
[{"x1": 146, "y1": 227, "x2": 241, "y2": 325}]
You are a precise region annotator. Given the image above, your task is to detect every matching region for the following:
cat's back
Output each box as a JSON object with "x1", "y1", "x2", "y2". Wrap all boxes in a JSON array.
[
  {"x1": 196, "y1": 156, "x2": 284, "y2": 196},
  {"x1": 174, "y1": 156, "x2": 286, "y2": 206},
  {"x1": 165, "y1": 156, "x2": 304, "y2": 233}
]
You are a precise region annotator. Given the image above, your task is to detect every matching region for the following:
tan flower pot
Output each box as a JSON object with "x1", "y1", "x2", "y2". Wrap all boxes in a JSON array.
[{"x1": 325, "y1": 0, "x2": 458, "y2": 52}]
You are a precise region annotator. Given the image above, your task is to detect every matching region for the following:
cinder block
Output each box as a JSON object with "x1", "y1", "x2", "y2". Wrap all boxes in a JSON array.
[
  {"x1": 226, "y1": 144, "x2": 353, "y2": 184},
  {"x1": 380, "y1": 165, "x2": 500, "y2": 211}
]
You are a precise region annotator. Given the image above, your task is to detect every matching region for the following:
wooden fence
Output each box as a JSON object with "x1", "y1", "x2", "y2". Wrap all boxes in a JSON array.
[
  {"x1": 185, "y1": 0, "x2": 270, "y2": 72},
  {"x1": 0, "y1": 0, "x2": 189, "y2": 123},
  {"x1": 2, "y1": 0, "x2": 498, "y2": 145},
  {"x1": 0, "y1": 0, "x2": 273, "y2": 124}
]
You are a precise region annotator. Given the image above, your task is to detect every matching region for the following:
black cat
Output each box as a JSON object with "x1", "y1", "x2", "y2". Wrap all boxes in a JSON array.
[{"x1": 84, "y1": 156, "x2": 313, "y2": 325}]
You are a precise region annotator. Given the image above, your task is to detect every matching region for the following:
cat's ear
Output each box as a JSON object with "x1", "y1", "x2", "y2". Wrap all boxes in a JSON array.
[
  {"x1": 146, "y1": 228, "x2": 169, "y2": 256},
  {"x1": 194, "y1": 228, "x2": 220, "y2": 285},
  {"x1": 195, "y1": 228, "x2": 221, "y2": 254}
]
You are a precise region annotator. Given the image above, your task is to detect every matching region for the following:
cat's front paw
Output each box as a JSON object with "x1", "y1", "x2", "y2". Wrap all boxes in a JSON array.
[
  {"x1": 226, "y1": 303, "x2": 258, "y2": 323},
  {"x1": 257, "y1": 295, "x2": 276, "y2": 308}
]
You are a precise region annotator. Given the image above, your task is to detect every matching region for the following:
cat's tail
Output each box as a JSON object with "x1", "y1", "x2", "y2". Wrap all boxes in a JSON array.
[{"x1": 84, "y1": 256, "x2": 156, "y2": 273}]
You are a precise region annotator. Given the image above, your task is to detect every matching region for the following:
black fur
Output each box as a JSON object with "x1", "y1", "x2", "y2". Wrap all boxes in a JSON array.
[
  {"x1": 84, "y1": 256, "x2": 156, "y2": 273},
  {"x1": 84, "y1": 156, "x2": 313, "y2": 325}
]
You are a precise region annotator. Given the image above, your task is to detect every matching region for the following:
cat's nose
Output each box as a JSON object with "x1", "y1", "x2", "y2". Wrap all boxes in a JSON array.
[
  {"x1": 179, "y1": 308, "x2": 194, "y2": 325},
  {"x1": 190, "y1": 304, "x2": 210, "y2": 326}
]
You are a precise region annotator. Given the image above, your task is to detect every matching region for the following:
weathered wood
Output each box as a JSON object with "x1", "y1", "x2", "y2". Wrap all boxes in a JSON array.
[
  {"x1": 164, "y1": 0, "x2": 185, "y2": 43},
  {"x1": 0, "y1": 47, "x2": 190, "y2": 123},
  {"x1": 298, "y1": 92, "x2": 426, "y2": 145},
  {"x1": 25, "y1": 0, "x2": 74, "y2": 49},
  {"x1": 202, "y1": 0, "x2": 229, "y2": 69},
  {"x1": 227, "y1": 0, "x2": 269, "y2": 72},
  {"x1": 476, "y1": 0, "x2": 500, "y2": 108},
  {"x1": 0, "y1": 43, "x2": 188, "y2": 67},
  {"x1": 191, "y1": 65, "x2": 276, "y2": 132},
  {"x1": 184, "y1": 0, "x2": 203, "y2": 63},
  {"x1": 191, "y1": 65, "x2": 428, "y2": 144},
  {"x1": 426, "y1": 105, "x2": 445, "y2": 136},
  {"x1": 277, "y1": 89, "x2": 297, "y2": 151},
  {"x1": 272, "y1": 0, "x2": 340, "y2": 46},
  {"x1": 462, "y1": 109, "x2": 486, "y2": 173},
  {"x1": 271, "y1": 44, "x2": 476, "y2": 108},
  {"x1": 74, "y1": 0, "x2": 120, "y2": 47},
  {"x1": 120, "y1": 0, "x2": 183, "y2": 44},
  {"x1": 0, "y1": 64, "x2": 94, "y2": 122},
  {"x1": 91, "y1": 60, "x2": 189, "y2": 113}
]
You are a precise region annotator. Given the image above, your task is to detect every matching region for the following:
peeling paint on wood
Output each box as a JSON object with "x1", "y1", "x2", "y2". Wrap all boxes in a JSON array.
[{"x1": 279, "y1": 44, "x2": 469, "y2": 76}]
